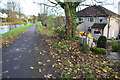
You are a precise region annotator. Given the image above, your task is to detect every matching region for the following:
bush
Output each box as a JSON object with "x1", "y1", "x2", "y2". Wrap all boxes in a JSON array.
[
  {"x1": 82, "y1": 45, "x2": 90, "y2": 53},
  {"x1": 90, "y1": 48, "x2": 106, "y2": 54},
  {"x1": 112, "y1": 43, "x2": 120, "y2": 52},
  {"x1": 78, "y1": 42, "x2": 84, "y2": 47},
  {"x1": 97, "y1": 36, "x2": 107, "y2": 49},
  {"x1": 54, "y1": 28, "x2": 67, "y2": 39}
]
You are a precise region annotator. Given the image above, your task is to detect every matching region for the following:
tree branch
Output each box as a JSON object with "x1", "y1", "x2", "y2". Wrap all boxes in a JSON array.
[
  {"x1": 48, "y1": 0, "x2": 58, "y2": 5},
  {"x1": 33, "y1": 2, "x2": 57, "y2": 7},
  {"x1": 54, "y1": 0, "x2": 65, "y2": 9}
]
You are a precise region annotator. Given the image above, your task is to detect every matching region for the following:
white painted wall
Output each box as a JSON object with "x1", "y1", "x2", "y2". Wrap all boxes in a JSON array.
[
  {"x1": 103, "y1": 24, "x2": 108, "y2": 38},
  {"x1": 77, "y1": 17, "x2": 119, "y2": 39},
  {"x1": 109, "y1": 18, "x2": 119, "y2": 39}
]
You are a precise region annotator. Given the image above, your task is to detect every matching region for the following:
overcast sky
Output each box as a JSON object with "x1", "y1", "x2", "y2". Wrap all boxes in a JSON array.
[{"x1": 0, "y1": 0, "x2": 119, "y2": 16}]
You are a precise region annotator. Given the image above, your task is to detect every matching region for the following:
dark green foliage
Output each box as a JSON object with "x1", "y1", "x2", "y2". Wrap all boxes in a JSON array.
[
  {"x1": 90, "y1": 48, "x2": 106, "y2": 54},
  {"x1": 74, "y1": 36, "x2": 79, "y2": 40},
  {"x1": 78, "y1": 42, "x2": 84, "y2": 47},
  {"x1": 28, "y1": 19, "x2": 32, "y2": 23},
  {"x1": 97, "y1": 36, "x2": 107, "y2": 49},
  {"x1": 82, "y1": 45, "x2": 90, "y2": 53},
  {"x1": 88, "y1": 75, "x2": 95, "y2": 80},
  {"x1": 54, "y1": 28, "x2": 67, "y2": 39},
  {"x1": 112, "y1": 43, "x2": 120, "y2": 52}
]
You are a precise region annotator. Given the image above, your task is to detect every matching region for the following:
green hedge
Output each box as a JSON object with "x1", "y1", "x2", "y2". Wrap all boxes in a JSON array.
[
  {"x1": 90, "y1": 48, "x2": 106, "y2": 54},
  {"x1": 97, "y1": 36, "x2": 107, "y2": 49},
  {"x1": 112, "y1": 43, "x2": 120, "y2": 52}
]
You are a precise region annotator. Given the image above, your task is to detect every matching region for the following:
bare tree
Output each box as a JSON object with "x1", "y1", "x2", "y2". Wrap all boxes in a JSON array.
[
  {"x1": 35, "y1": 0, "x2": 118, "y2": 38},
  {"x1": 35, "y1": 0, "x2": 85, "y2": 38},
  {"x1": 6, "y1": 0, "x2": 22, "y2": 23}
]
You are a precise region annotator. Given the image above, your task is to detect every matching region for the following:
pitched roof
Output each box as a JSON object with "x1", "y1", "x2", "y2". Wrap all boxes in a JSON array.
[
  {"x1": 76, "y1": 5, "x2": 117, "y2": 17},
  {"x1": 91, "y1": 23, "x2": 107, "y2": 29}
]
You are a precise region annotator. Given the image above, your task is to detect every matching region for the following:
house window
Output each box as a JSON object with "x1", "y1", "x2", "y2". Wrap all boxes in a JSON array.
[
  {"x1": 100, "y1": 19, "x2": 103, "y2": 22},
  {"x1": 88, "y1": 17, "x2": 94, "y2": 22},
  {"x1": 94, "y1": 29, "x2": 102, "y2": 35},
  {"x1": 78, "y1": 18, "x2": 84, "y2": 22}
]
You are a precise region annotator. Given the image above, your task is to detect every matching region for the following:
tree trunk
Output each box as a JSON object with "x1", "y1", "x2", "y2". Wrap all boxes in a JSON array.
[{"x1": 64, "y1": 2, "x2": 76, "y2": 38}]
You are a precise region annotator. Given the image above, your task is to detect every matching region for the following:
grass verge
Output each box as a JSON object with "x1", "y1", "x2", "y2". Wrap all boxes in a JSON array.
[
  {"x1": 36, "y1": 22, "x2": 55, "y2": 37},
  {"x1": 0, "y1": 24, "x2": 33, "y2": 49},
  {"x1": 112, "y1": 43, "x2": 120, "y2": 52}
]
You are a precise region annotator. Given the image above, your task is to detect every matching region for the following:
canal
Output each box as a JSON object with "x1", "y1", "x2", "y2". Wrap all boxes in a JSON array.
[{"x1": 0, "y1": 24, "x2": 24, "y2": 34}]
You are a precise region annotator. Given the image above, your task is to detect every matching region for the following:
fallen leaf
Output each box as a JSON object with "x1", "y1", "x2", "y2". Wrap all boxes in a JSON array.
[
  {"x1": 102, "y1": 69, "x2": 107, "y2": 72},
  {"x1": 3, "y1": 70, "x2": 9, "y2": 74},
  {"x1": 39, "y1": 52, "x2": 42, "y2": 54},
  {"x1": 42, "y1": 54, "x2": 45, "y2": 55},
  {"x1": 38, "y1": 62, "x2": 43, "y2": 65},
  {"x1": 58, "y1": 42, "x2": 61, "y2": 44},
  {"x1": 38, "y1": 69, "x2": 42, "y2": 72},
  {"x1": 57, "y1": 59, "x2": 61, "y2": 62},
  {"x1": 30, "y1": 67, "x2": 34, "y2": 70},
  {"x1": 115, "y1": 76, "x2": 119, "y2": 79},
  {"x1": 44, "y1": 74, "x2": 52, "y2": 78},
  {"x1": 43, "y1": 64, "x2": 46, "y2": 66},
  {"x1": 53, "y1": 53, "x2": 58, "y2": 55},
  {"x1": 47, "y1": 60, "x2": 50, "y2": 62},
  {"x1": 52, "y1": 65, "x2": 55, "y2": 67}
]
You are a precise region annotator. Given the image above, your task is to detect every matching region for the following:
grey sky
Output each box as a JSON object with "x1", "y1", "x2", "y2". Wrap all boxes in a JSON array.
[{"x1": 0, "y1": 0, "x2": 119, "y2": 16}]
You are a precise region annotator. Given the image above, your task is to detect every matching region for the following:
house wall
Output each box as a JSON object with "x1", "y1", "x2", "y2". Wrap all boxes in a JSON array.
[
  {"x1": 108, "y1": 17, "x2": 119, "y2": 39},
  {"x1": 118, "y1": 1, "x2": 120, "y2": 39},
  {"x1": 103, "y1": 24, "x2": 109, "y2": 38},
  {"x1": 77, "y1": 17, "x2": 119, "y2": 39},
  {"x1": 77, "y1": 17, "x2": 107, "y2": 39},
  {"x1": 77, "y1": 17, "x2": 94, "y2": 32}
]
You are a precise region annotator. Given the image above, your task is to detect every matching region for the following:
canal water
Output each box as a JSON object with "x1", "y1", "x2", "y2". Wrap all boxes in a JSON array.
[{"x1": 0, "y1": 24, "x2": 24, "y2": 34}]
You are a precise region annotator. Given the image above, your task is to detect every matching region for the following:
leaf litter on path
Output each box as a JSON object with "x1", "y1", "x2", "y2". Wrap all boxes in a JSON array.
[{"x1": 45, "y1": 38, "x2": 120, "y2": 79}]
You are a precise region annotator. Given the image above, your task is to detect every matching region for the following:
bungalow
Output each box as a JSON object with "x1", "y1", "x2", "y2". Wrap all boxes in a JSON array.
[{"x1": 76, "y1": 5, "x2": 120, "y2": 39}]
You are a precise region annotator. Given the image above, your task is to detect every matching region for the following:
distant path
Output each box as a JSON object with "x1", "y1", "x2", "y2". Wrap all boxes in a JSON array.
[{"x1": 2, "y1": 24, "x2": 59, "y2": 78}]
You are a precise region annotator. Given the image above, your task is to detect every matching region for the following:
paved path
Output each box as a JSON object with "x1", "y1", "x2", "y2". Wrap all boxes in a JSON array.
[{"x1": 2, "y1": 24, "x2": 59, "y2": 78}]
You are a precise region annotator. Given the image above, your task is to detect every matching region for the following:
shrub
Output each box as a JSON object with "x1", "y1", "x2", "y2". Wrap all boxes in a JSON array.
[
  {"x1": 82, "y1": 45, "x2": 90, "y2": 53},
  {"x1": 78, "y1": 42, "x2": 84, "y2": 47},
  {"x1": 71, "y1": 36, "x2": 79, "y2": 41},
  {"x1": 54, "y1": 28, "x2": 67, "y2": 39},
  {"x1": 90, "y1": 48, "x2": 106, "y2": 54},
  {"x1": 112, "y1": 43, "x2": 120, "y2": 52},
  {"x1": 97, "y1": 36, "x2": 107, "y2": 49}
]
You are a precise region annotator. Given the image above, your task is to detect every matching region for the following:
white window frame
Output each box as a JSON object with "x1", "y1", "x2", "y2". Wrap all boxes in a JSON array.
[
  {"x1": 78, "y1": 17, "x2": 84, "y2": 22},
  {"x1": 88, "y1": 17, "x2": 94, "y2": 22}
]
